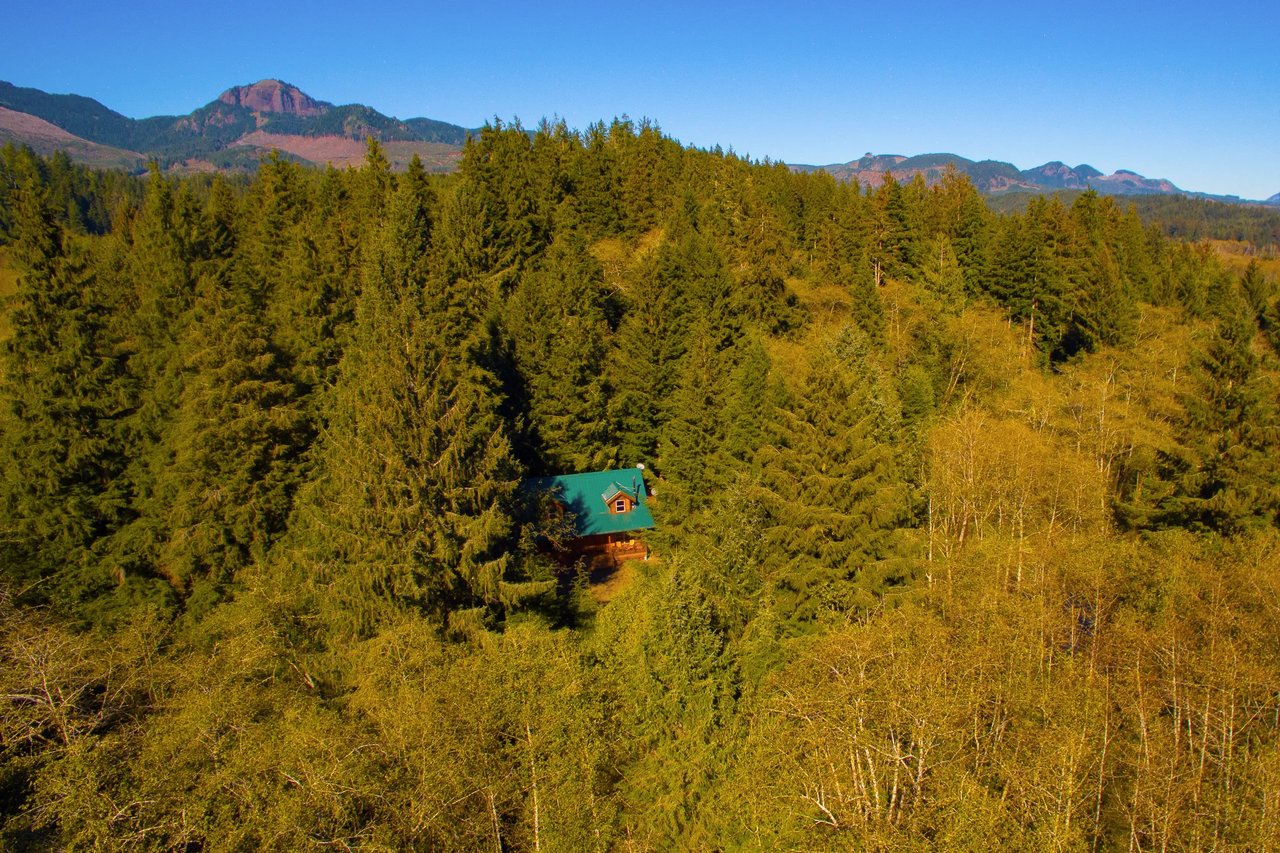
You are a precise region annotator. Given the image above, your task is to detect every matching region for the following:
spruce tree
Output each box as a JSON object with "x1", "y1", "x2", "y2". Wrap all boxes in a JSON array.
[
  {"x1": 656, "y1": 316, "x2": 731, "y2": 511},
  {"x1": 105, "y1": 172, "x2": 214, "y2": 593},
  {"x1": 921, "y1": 234, "x2": 966, "y2": 314},
  {"x1": 608, "y1": 229, "x2": 696, "y2": 469},
  {"x1": 720, "y1": 335, "x2": 773, "y2": 467},
  {"x1": 150, "y1": 276, "x2": 305, "y2": 610}
]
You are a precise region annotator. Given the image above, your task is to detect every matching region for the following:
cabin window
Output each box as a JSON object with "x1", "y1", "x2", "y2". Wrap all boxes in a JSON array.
[{"x1": 615, "y1": 499, "x2": 628, "y2": 513}]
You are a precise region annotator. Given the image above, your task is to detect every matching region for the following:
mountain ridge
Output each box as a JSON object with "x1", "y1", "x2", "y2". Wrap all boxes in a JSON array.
[
  {"x1": 787, "y1": 152, "x2": 1253, "y2": 203},
  {"x1": 1, "y1": 79, "x2": 1275, "y2": 205},
  {"x1": 0, "y1": 78, "x2": 472, "y2": 172}
]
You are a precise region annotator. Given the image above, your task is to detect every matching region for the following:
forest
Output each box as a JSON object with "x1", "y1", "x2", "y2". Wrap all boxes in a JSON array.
[{"x1": 1, "y1": 123, "x2": 1279, "y2": 850}]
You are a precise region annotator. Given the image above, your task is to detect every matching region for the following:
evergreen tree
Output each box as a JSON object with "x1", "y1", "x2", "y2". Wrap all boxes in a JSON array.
[
  {"x1": 921, "y1": 234, "x2": 966, "y2": 314},
  {"x1": 617, "y1": 118, "x2": 677, "y2": 235},
  {"x1": 752, "y1": 342, "x2": 912, "y2": 627},
  {"x1": 289, "y1": 163, "x2": 542, "y2": 639},
  {"x1": 106, "y1": 172, "x2": 214, "y2": 593},
  {"x1": 1064, "y1": 190, "x2": 1137, "y2": 355},
  {"x1": 459, "y1": 120, "x2": 549, "y2": 281},
  {"x1": 656, "y1": 316, "x2": 731, "y2": 511},
  {"x1": 0, "y1": 181, "x2": 130, "y2": 603},
  {"x1": 720, "y1": 335, "x2": 773, "y2": 467},
  {"x1": 871, "y1": 172, "x2": 921, "y2": 281},
  {"x1": 607, "y1": 227, "x2": 697, "y2": 469},
  {"x1": 572, "y1": 121, "x2": 624, "y2": 238},
  {"x1": 506, "y1": 233, "x2": 617, "y2": 472},
  {"x1": 270, "y1": 165, "x2": 359, "y2": 402},
  {"x1": 150, "y1": 276, "x2": 305, "y2": 611},
  {"x1": 1162, "y1": 313, "x2": 1280, "y2": 533},
  {"x1": 991, "y1": 197, "x2": 1076, "y2": 361}
]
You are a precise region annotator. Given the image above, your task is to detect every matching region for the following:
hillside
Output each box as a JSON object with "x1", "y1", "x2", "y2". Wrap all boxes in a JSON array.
[
  {"x1": 0, "y1": 105, "x2": 143, "y2": 170},
  {"x1": 0, "y1": 78, "x2": 472, "y2": 172}
]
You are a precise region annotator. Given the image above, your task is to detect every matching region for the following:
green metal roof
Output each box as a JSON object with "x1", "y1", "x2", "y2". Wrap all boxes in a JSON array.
[{"x1": 524, "y1": 468, "x2": 656, "y2": 537}]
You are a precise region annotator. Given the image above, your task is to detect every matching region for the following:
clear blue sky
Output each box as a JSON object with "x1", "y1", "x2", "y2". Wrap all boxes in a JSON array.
[{"x1": 5, "y1": 0, "x2": 1278, "y2": 199}]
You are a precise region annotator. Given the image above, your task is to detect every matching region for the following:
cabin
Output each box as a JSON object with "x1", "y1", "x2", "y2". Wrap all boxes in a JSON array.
[{"x1": 523, "y1": 467, "x2": 656, "y2": 568}]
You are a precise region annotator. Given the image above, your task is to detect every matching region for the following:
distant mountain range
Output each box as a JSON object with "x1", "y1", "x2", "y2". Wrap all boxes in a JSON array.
[
  {"x1": 790, "y1": 153, "x2": 1279, "y2": 206},
  {"x1": 0, "y1": 79, "x2": 471, "y2": 172},
  {"x1": 1, "y1": 78, "x2": 1277, "y2": 206}
]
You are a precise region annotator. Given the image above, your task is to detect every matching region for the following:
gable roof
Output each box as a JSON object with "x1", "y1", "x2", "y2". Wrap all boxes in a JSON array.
[{"x1": 524, "y1": 468, "x2": 656, "y2": 538}]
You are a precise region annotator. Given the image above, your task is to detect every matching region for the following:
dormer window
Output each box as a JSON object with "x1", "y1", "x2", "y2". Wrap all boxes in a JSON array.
[{"x1": 615, "y1": 499, "x2": 628, "y2": 513}]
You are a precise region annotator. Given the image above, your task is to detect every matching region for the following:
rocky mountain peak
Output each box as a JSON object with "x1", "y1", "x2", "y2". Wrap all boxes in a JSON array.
[{"x1": 217, "y1": 80, "x2": 329, "y2": 117}]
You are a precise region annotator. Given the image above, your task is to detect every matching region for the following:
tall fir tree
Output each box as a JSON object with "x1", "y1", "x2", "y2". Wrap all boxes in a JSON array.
[
  {"x1": 656, "y1": 316, "x2": 732, "y2": 512},
  {"x1": 506, "y1": 233, "x2": 617, "y2": 473},
  {"x1": 752, "y1": 341, "x2": 912, "y2": 628},
  {"x1": 0, "y1": 179, "x2": 131, "y2": 605},
  {"x1": 1162, "y1": 312, "x2": 1280, "y2": 534},
  {"x1": 150, "y1": 274, "x2": 306, "y2": 612},
  {"x1": 287, "y1": 158, "x2": 544, "y2": 639}
]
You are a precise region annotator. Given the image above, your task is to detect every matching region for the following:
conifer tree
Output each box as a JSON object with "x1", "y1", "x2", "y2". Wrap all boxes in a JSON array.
[
  {"x1": 922, "y1": 234, "x2": 966, "y2": 314},
  {"x1": 106, "y1": 172, "x2": 217, "y2": 592},
  {"x1": 506, "y1": 233, "x2": 617, "y2": 472},
  {"x1": 1065, "y1": 190, "x2": 1137, "y2": 355},
  {"x1": 991, "y1": 197, "x2": 1075, "y2": 360},
  {"x1": 871, "y1": 172, "x2": 921, "y2": 281},
  {"x1": 459, "y1": 120, "x2": 549, "y2": 280},
  {"x1": 350, "y1": 138, "x2": 393, "y2": 246},
  {"x1": 1163, "y1": 312, "x2": 1280, "y2": 533},
  {"x1": 656, "y1": 316, "x2": 731, "y2": 510},
  {"x1": 752, "y1": 338, "x2": 911, "y2": 627},
  {"x1": 572, "y1": 121, "x2": 624, "y2": 238},
  {"x1": 607, "y1": 228, "x2": 697, "y2": 469},
  {"x1": 150, "y1": 276, "x2": 305, "y2": 610},
  {"x1": 0, "y1": 180, "x2": 130, "y2": 602},
  {"x1": 265, "y1": 165, "x2": 358, "y2": 405},
  {"x1": 720, "y1": 335, "x2": 773, "y2": 467},
  {"x1": 290, "y1": 160, "x2": 541, "y2": 638}
]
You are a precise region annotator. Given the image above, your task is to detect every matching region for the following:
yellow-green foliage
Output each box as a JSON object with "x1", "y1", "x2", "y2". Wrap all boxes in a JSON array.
[
  {"x1": 0, "y1": 247, "x2": 16, "y2": 342},
  {"x1": 4, "y1": 133, "x2": 1280, "y2": 852},
  {"x1": 1211, "y1": 238, "x2": 1280, "y2": 278}
]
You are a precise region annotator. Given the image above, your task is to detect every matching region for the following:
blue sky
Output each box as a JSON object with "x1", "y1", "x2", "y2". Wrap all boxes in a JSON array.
[{"x1": 6, "y1": 0, "x2": 1279, "y2": 199}]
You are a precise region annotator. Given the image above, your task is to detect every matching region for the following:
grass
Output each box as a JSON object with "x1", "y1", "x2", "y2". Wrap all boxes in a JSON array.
[{"x1": 588, "y1": 557, "x2": 651, "y2": 605}]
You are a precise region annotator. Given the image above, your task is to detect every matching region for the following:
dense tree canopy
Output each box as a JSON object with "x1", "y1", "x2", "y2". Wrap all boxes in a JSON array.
[{"x1": 2, "y1": 134, "x2": 1279, "y2": 850}]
